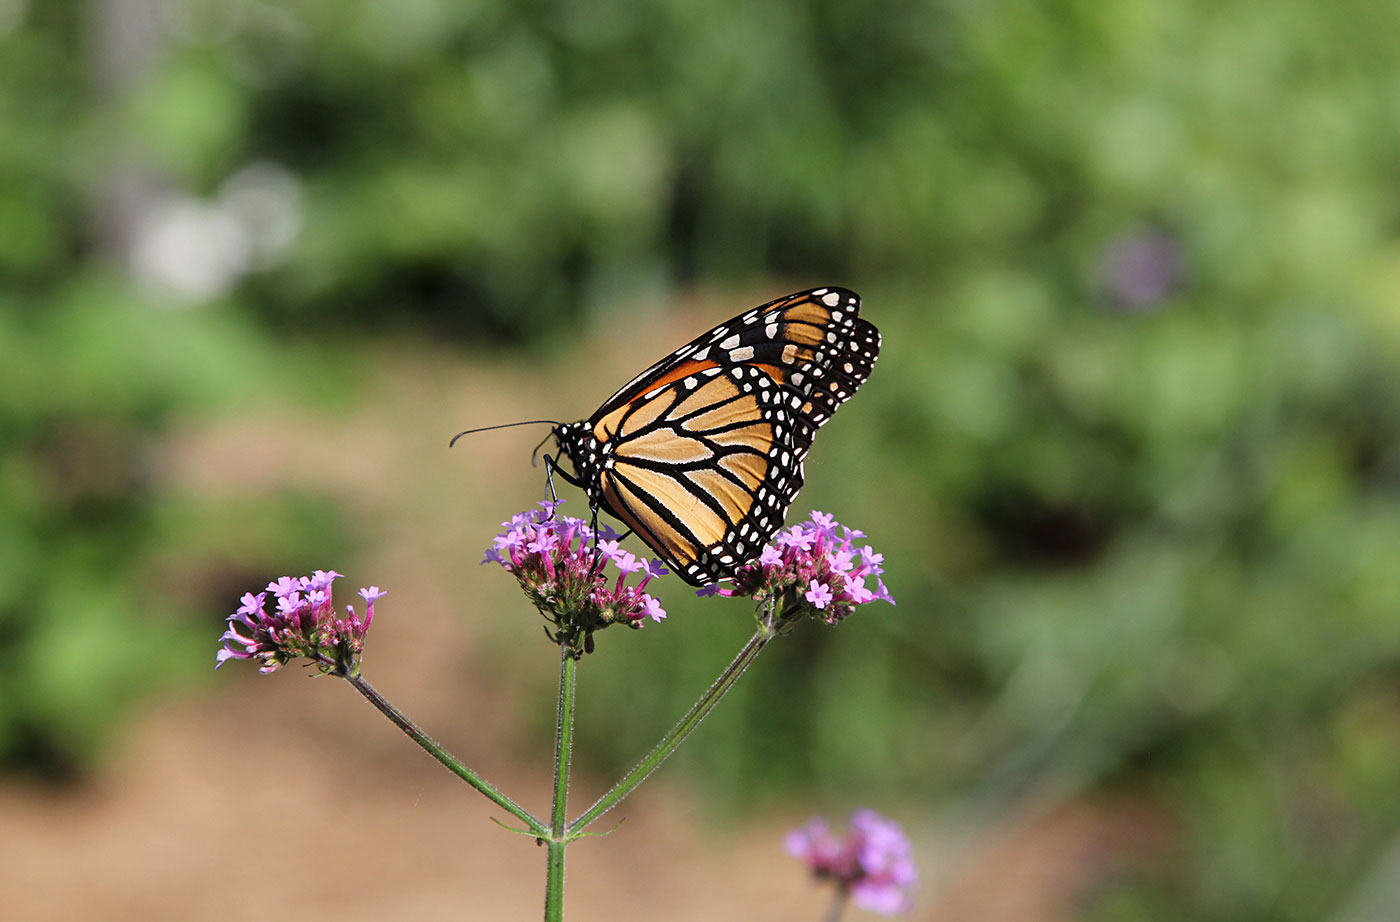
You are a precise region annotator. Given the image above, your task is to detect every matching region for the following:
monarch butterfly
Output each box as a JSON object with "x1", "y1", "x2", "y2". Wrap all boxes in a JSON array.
[{"x1": 547, "y1": 287, "x2": 880, "y2": 586}]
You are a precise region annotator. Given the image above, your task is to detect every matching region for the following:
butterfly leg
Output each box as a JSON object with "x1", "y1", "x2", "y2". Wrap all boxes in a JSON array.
[
  {"x1": 543, "y1": 459, "x2": 559, "y2": 506},
  {"x1": 541, "y1": 453, "x2": 607, "y2": 575},
  {"x1": 588, "y1": 502, "x2": 604, "y2": 576},
  {"x1": 541, "y1": 453, "x2": 585, "y2": 511}
]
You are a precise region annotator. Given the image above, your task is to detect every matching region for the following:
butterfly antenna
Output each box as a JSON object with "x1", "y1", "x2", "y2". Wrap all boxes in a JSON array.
[
  {"x1": 448, "y1": 419, "x2": 561, "y2": 448},
  {"x1": 530, "y1": 430, "x2": 556, "y2": 467}
]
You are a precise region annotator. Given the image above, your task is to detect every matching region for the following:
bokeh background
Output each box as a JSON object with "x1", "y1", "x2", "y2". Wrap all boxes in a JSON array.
[{"x1": 5, "y1": 0, "x2": 1400, "y2": 919}]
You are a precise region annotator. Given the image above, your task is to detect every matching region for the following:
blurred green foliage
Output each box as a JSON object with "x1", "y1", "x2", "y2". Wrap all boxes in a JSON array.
[
  {"x1": 0, "y1": 279, "x2": 347, "y2": 774},
  {"x1": 7, "y1": 0, "x2": 1400, "y2": 917}
]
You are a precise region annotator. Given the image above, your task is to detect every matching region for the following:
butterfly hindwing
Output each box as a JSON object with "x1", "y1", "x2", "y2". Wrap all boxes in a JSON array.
[
  {"x1": 554, "y1": 287, "x2": 879, "y2": 586},
  {"x1": 596, "y1": 364, "x2": 798, "y2": 584}
]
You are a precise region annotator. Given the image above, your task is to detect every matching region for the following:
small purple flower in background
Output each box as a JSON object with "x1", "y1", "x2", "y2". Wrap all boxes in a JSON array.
[
  {"x1": 484, "y1": 502, "x2": 668, "y2": 652},
  {"x1": 1097, "y1": 227, "x2": 1185, "y2": 313},
  {"x1": 787, "y1": 809, "x2": 918, "y2": 915},
  {"x1": 701, "y1": 511, "x2": 894, "y2": 624},
  {"x1": 217, "y1": 570, "x2": 382, "y2": 676}
]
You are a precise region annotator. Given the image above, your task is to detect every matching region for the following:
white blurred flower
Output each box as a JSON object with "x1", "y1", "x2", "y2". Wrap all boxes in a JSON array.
[
  {"x1": 129, "y1": 161, "x2": 302, "y2": 305},
  {"x1": 131, "y1": 199, "x2": 249, "y2": 304},
  {"x1": 220, "y1": 161, "x2": 302, "y2": 269}
]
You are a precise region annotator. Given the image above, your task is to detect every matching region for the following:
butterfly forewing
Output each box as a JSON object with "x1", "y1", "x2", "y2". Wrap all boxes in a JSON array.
[{"x1": 556, "y1": 287, "x2": 879, "y2": 586}]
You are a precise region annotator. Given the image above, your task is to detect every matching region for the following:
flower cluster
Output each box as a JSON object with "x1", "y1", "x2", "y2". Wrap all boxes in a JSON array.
[
  {"x1": 699, "y1": 511, "x2": 893, "y2": 624},
  {"x1": 484, "y1": 502, "x2": 668, "y2": 651},
  {"x1": 786, "y1": 809, "x2": 918, "y2": 915},
  {"x1": 216, "y1": 570, "x2": 384, "y2": 676}
]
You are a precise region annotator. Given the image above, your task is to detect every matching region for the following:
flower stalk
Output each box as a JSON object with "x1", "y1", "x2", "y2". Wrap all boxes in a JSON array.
[
  {"x1": 544, "y1": 645, "x2": 579, "y2": 921},
  {"x1": 216, "y1": 509, "x2": 901, "y2": 918},
  {"x1": 215, "y1": 570, "x2": 545, "y2": 834},
  {"x1": 570, "y1": 611, "x2": 780, "y2": 833},
  {"x1": 345, "y1": 671, "x2": 546, "y2": 836},
  {"x1": 825, "y1": 885, "x2": 851, "y2": 922}
]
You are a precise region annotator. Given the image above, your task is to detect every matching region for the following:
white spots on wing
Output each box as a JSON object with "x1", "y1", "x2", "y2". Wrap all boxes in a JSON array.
[
  {"x1": 729, "y1": 345, "x2": 755, "y2": 362},
  {"x1": 719, "y1": 333, "x2": 741, "y2": 350},
  {"x1": 822, "y1": 291, "x2": 840, "y2": 306}
]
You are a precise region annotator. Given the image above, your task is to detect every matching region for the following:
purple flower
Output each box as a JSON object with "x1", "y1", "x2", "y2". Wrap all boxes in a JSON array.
[
  {"x1": 217, "y1": 572, "x2": 381, "y2": 676},
  {"x1": 698, "y1": 511, "x2": 894, "y2": 625},
  {"x1": 483, "y1": 501, "x2": 669, "y2": 651},
  {"x1": 786, "y1": 809, "x2": 917, "y2": 915},
  {"x1": 779, "y1": 529, "x2": 817, "y2": 552},
  {"x1": 306, "y1": 569, "x2": 343, "y2": 591},
  {"x1": 266, "y1": 576, "x2": 299, "y2": 596},
  {"x1": 1098, "y1": 227, "x2": 1185, "y2": 313},
  {"x1": 638, "y1": 596, "x2": 666, "y2": 623}
]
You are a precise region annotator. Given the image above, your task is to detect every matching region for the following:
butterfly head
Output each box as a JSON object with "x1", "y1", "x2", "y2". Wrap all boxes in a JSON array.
[{"x1": 549, "y1": 420, "x2": 604, "y2": 488}]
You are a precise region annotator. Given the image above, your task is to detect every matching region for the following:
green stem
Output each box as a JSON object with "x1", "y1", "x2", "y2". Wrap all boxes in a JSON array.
[
  {"x1": 544, "y1": 647, "x2": 579, "y2": 922},
  {"x1": 569, "y1": 618, "x2": 778, "y2": 834},
  {"x1": 824, "y1": 884, "x2": 850, "y2": 922},
  {"x1": 343, "y1": 672, "x2": 546, "y2": 836}
]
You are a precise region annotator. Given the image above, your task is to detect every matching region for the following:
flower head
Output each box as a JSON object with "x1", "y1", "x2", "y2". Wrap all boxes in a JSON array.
[
  {"x1": 699, "y1": 511, "x2": 894, "y2": 624},
  {"x1": 216, "y1": 572, "x2": 381, "y2": 676},
  {"x1": 1098, "y1": 227, "x2": 1184, "y2": 313},
  {"x1": 484, "y1": 502, "x2": 668, "y2": 653},
  {"x1": 786, "y1": 809, "x2": 917, "y2": 915}
]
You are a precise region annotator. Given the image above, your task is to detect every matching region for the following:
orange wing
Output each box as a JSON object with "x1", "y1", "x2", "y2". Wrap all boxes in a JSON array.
[{"x1": 567, "y1": 287, "x2": 879, "y2": 585}]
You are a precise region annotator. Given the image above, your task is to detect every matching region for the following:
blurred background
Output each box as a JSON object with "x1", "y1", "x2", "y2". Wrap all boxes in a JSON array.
[{"x1": 4, "y1": 0, "x2": 1400, "y2": 918}]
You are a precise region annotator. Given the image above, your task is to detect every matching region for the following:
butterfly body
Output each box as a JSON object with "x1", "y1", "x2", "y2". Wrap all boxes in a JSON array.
[{"x1": 551, "y1": 287, "x2": 879, "y2": 586}]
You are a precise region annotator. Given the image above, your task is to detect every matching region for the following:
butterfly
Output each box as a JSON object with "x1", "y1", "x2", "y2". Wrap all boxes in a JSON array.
[{"x1": 547, "y1": 287, "x2": 880, "y2": 586}]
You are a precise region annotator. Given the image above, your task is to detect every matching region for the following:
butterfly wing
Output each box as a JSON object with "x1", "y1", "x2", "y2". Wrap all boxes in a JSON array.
[{"x1": 581, "y1": 287, "x2": 879, "y2": 586}]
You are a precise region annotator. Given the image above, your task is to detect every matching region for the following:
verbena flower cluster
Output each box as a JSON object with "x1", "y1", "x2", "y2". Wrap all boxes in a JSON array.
[
  {"x1": 216, "y1": 570, "x2": 384, "y2": 676},
  {"x1": 699, "y1": 511, "x2": 893, "y2": 623},
  {"x1": 484, "y1": 502, "x2": 668, "y2": 646},
  {"x1": 786, "y1": 809, "x2": 918, "y2": 915}
]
